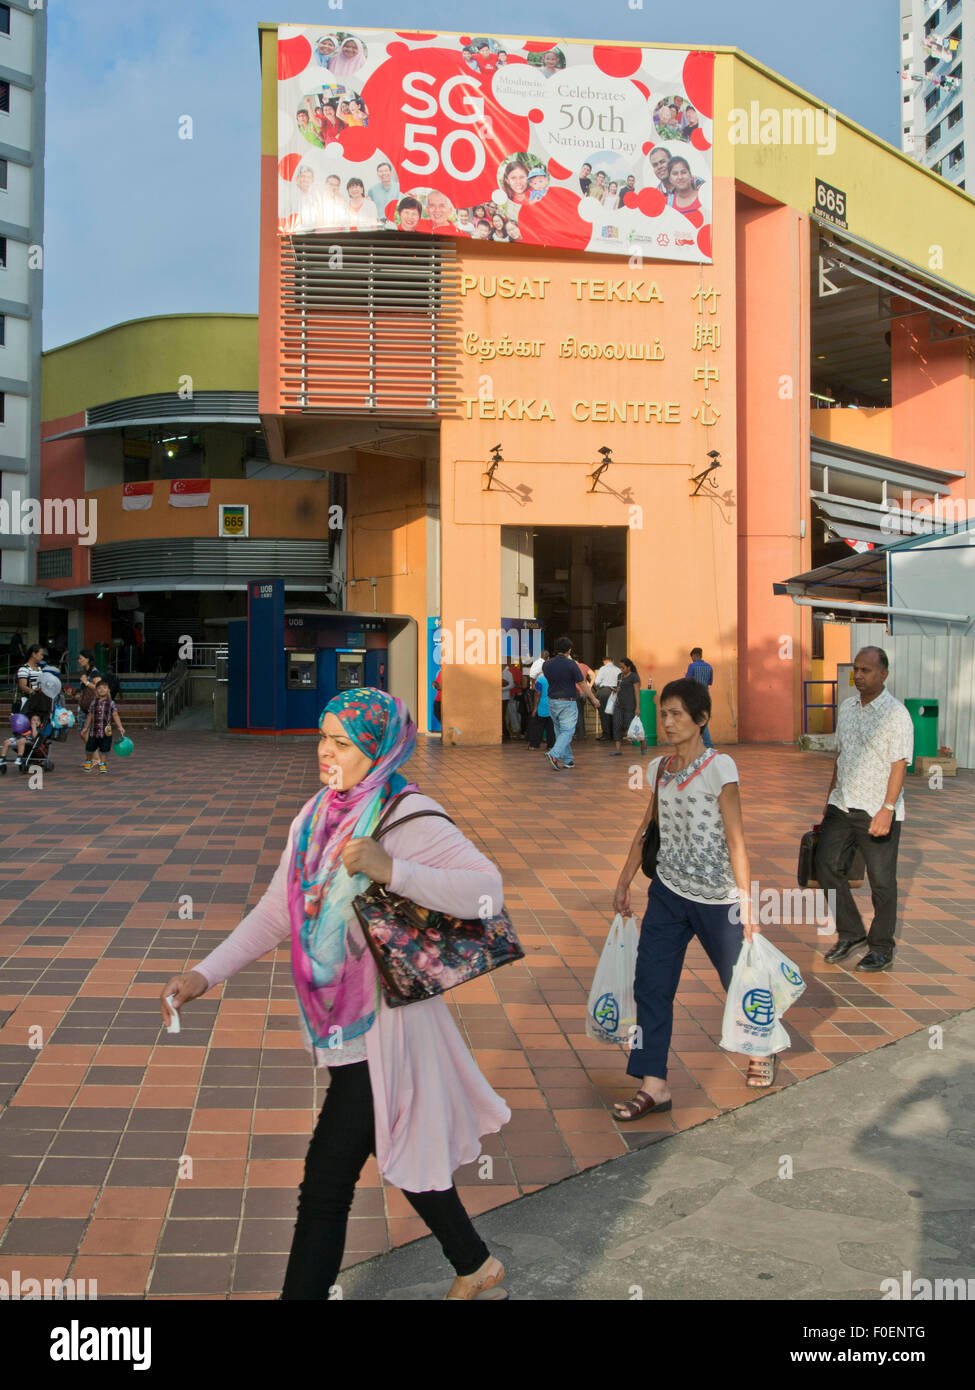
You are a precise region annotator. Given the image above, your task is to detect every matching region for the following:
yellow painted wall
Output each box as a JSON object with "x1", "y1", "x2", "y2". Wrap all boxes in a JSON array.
[
  {"x1": 43, "y1": 315, "x2": 259, "y2": 421},
  {"x1": 730, "y1": 59, "x2": 974, "y2": 293}
]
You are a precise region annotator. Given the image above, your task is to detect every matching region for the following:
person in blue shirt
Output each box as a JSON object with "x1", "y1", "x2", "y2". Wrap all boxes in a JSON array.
[
  {"x1": 685, "y1": 647, "x2": 714, "y2": 748},
  {"x1": 527, "y1": 670, "x2": 555, "y2": 751}
]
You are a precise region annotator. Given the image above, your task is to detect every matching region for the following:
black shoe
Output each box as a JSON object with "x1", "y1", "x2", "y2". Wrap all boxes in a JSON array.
[
  {"x1": 824, "y1": 937, "x2": 867, "y2": 964},
  {"x1": 856, "y1": 950, "x2": 894, "y2": 972}
]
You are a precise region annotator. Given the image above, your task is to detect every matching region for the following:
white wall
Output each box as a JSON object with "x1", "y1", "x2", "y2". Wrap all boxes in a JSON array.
[{"x1": 850, "y1": 620, "x2": 975, "y2": 769}]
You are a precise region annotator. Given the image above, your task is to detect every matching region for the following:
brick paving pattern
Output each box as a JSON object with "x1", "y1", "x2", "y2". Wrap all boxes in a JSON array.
[{"x1": 0, "y1": 732, "x2": 972, "y2": 1298}]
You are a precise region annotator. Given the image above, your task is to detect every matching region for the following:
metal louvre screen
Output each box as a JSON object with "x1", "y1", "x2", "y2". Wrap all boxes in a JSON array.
[
  {"x1": 87, "y1": 392, "x2": 260, "y2": 425},
  {"x1": 90, "y1": 538, "x2": 329, "y2": 583},
  {"x1": 279, "y1": 234, "x2": 461, "y2": 416}
]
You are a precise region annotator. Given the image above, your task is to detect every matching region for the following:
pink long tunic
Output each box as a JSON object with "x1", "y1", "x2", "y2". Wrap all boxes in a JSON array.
[{"x1": 192, "y1": 794, "x2": 511, "y2": 1192}]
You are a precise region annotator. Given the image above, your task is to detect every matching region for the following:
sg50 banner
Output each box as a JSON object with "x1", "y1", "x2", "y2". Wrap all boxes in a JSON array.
[{"x1": 277, "y1": 27, "x2": 714, "y2": 261}]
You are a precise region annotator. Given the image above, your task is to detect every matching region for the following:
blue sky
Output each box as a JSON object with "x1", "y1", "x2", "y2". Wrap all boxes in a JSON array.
[{"x1": 43, "y1": 0, "x2": 898, "y2": 348}]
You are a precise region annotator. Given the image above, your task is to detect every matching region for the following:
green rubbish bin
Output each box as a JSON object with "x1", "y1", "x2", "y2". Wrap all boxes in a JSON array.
[
  {"x1": 904, "y1": 697, "x2": 938, "y2": 772},
  {"x1": 630, "y1": 688, "x2": 658, "y2": 747},
  {"x1": 94, "y1": 642, "x2": 110, "y2": 671}
]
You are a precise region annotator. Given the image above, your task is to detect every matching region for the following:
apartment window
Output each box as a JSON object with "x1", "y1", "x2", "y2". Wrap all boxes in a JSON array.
[
  {"x1": 947, "y1": 0, "x2": 960, "y2": 12},
  {"x1": 926, "y1": 88, "x2": 940, "y2": 111},
  {"x1": 949, "y1": 141, "x2": 965, "y2": 167},
  {"x1": 0, "y1": 160, "x2": 7, "y2": 191},
  {"x1": 0, "y1": 6, "x2": 9, "y2": 37},
  {"x1": 37, "y1": 549, "x2": 73, "y2": 581},
  {"x1": 948, "y1": 103, "x2": 963, "y2": 128},
  {"x1": 925, "y1": 11, "x2": 940, "y2": 35},
  {"x1": 0, "y1": 82, "x2": 8, "y2": 114},
  {"x1": 0, "y1": 237, "x2": 6, "y2": 268},
  {"x1": 926, "y1": 123, "x2": 942, "y2": 148},
  {"x1": 0, "y1": 392, "x2": 5, "y2": 423},
  {"x1": 0, "y1": 315, "x2": 5, "y2": 346}
]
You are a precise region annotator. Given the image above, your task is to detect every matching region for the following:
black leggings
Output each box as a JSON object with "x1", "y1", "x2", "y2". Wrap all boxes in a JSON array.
[{"x1": 280, "y1": 1060, "x2": 490, "y2": 1299}]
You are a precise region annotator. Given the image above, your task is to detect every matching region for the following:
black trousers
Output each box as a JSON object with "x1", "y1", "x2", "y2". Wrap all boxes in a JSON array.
[
  {"x1": 280, "y1": 1060, "x2": 489, "y2": 1299},
  {"x1": 527, "y1": 712, "x2": 555, "y2": 748},
  {"x1": 814, "y1": 805, "x2": 902, "y2": 953}
]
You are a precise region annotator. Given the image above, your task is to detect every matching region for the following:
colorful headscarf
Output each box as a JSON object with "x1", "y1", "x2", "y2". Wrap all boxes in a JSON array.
[{"x1": 288, "y1": 689, "x2": 418, "y2": 1050}]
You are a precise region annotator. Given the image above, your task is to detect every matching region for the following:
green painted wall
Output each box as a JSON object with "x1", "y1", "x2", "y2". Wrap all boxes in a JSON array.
[{"x1": 42, "y1": 314, "x2": 259, "y2": 422}]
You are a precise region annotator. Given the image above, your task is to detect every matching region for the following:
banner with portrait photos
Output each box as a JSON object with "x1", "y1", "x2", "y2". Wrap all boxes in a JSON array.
[{"x1": 277, "y1": 27, "x2": 714, "y2": 261}]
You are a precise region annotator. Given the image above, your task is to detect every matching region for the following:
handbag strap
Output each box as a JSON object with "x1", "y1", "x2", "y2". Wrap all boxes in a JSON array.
[
  {"x1": 649, "y1": 754, "x2": 670, "y2": 825},
  {"x1": 371, "y1": 789, "x2": 455, "y2": 843}
]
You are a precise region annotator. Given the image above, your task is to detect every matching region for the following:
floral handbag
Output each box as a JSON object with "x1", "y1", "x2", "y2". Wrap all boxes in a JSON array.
[{"x1": 352, "y1": 792, "x2": 525, "y2": 1008}]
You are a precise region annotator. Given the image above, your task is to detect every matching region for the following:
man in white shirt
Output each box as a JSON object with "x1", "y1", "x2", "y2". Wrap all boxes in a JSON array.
[
  {"x1": 593, "y1": 657, "x2": 622, "y2": 741},
  {"x1": 528, "y1": 650, "x2": 549, "y2": 682},
  {"x1": 367, "y1": 162, "x2": 399, "y2": 216},
  {"x1": 816, "y1": 647, "x2": 913, "y2": 972},
  {"x1": 292, "y1": 166, "x2": 326, "y2": 232}
]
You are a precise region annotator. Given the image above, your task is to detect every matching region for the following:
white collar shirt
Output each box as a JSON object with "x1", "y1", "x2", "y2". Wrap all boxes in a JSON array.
[
  {"x1": 593, "y1": 663, "x2": 621, "y2": 688},
  {"x1": 829, "y1": 687, "x2": 914, "y2": 820}
]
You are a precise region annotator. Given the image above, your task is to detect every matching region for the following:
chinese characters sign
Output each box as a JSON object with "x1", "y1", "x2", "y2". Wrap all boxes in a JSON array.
[{"x1": 277, "y1": 27, "x2": 714, "y2": 261}]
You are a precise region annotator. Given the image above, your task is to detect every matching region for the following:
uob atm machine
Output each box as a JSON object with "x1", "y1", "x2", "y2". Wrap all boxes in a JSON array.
[{"x1": 227, "y1": 580, "x2": 392, "y2": 732}]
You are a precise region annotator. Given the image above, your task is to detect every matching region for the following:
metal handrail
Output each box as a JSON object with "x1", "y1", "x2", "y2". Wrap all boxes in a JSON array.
[
  {"x1": 155, "y1": 659, "x2": 190, "y2": 729},
  {"x1": 187, "y1": 643, "x2": 228, "y2": 668}
]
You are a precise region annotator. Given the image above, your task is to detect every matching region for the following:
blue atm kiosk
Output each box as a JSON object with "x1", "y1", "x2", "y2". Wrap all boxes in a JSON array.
[{"x1": 228, "y1": 583, "x2": 390, "y2": 732}]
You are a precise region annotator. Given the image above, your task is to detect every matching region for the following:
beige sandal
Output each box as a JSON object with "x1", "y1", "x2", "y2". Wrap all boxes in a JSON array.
[
  {"x1": 746, "y1": 1056, "x2": 776, "y2": 1088},
  {"x1": 444, "y1": 1255, "x2": 507, "y2": 1301}
]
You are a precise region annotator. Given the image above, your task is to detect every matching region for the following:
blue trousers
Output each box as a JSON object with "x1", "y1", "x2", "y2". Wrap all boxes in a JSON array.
[
  {"x1": 627, "y1": 875, "x2": 742, "y2": 1080},
  {"x1": 548, "y1": 698, "x2": 578, "y2": 764}
]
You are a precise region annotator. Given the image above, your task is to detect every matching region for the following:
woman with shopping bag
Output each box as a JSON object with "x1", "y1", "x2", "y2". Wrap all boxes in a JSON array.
[
  {"x1": 611, "y1": 677, "x2": 781, "y2": 1121},
  {"x1": 610, "y1": 657, "x2": 646, "y2": 756}
]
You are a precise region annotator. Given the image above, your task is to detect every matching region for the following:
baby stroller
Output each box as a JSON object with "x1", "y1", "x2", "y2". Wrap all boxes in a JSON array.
[{"x1": 1, "y1": 668, "x2": 73, "y2": 776}]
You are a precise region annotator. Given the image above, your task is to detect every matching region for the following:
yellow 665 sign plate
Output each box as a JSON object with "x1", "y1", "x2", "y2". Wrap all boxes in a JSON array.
[{"x1": 219, "y1": 505, "x2": 248, "y2": 538}]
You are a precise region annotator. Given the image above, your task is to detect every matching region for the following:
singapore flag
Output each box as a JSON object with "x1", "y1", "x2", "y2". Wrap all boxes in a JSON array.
[
  {"x1": 122, "y1": 482, "x2": 153, "y2": 511},
  {"x1": 169, "y1": 479, "x2": 211, "y2": 508}
]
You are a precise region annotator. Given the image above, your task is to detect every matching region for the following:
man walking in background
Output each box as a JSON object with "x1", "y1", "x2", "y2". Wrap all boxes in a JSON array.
[
  {"x1": 685, "y1": 647, "x2": 714, "y2": 748},
  {"x1": 816, "y1": 647, "x2": 912, "y2": 973},
  {"x1": 593, "y1": 656, "x2": 621, "y2": 741},
  {"x1": 542, "y1": 637, "x2": 599, "y2": 770}
]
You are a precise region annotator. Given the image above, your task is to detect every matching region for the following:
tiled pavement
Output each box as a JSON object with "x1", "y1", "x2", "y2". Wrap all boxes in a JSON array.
[{"x1": 0, "y1": 731, "x2": 972, "y2": 1299}]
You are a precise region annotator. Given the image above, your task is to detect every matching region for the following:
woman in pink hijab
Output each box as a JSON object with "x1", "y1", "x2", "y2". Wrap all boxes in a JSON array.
[
  {"x1": 161, "y1": 690, "x2": 511, "y2": 1301},
  {"x1": 328, "y1": 34, "x2": 367, "y2": 77}
]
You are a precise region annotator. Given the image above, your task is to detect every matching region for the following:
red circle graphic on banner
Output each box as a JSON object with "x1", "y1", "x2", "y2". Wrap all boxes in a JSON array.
[
  {"x1": 360, "y1": 46, "x2": 531, "y2": 207},
  {"x1": 395, "y1": 32, "x2": 438, "y2": 40},
  {"x1": 642, "y1": 141, "x2": 655, "y2": 155},
  {"x1": 548, "y1": 159, "x2": 573, "y2": 180},
  {"x1": 631, "y1": 79, "x2": 651, "y2": 101},
  {"x1": 592, "y1": 45, "x2": 642, "y2": 78},
  {"x1": 278, "y1": 153, "x2": 302, "y2": 182},
  {"x1": 679, "y1": 207, "x2": 704, "y2": 228},
  {"x1": 621, "y1": 190, "x2": 638, "y2": 210},
  {"x1": 528, "y1": 108, "x2": 544, "y2": 123},
  {"x1": 636, "y1": 188, "x2": 667, "y2": 218},
  {"x1": 697, "y1": 223, "x2": 712, "y2": 257},
  {"x1": 522, "y1": 40, "x2": 559, "y2": 53},
  {"x1": 518, "y1": 187, "x2": 591, "y2": 249},
  {"x1": 690, "y1": 127, "x2": 711, "y2": 152},
  {"x1": 278, "y1": 34, "x2": 312, "y2": 80},
  {"x1": 682, "y1": 51, "x2": 715, "y2": 118},
  {"x1": 339, "y1": 126, "x2": 380, "y2": 161}
]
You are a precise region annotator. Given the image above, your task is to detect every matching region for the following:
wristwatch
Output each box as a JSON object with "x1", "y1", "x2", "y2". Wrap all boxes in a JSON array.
[{"x1": 883, "y1": 802, "x2": 895, "y2": 812}]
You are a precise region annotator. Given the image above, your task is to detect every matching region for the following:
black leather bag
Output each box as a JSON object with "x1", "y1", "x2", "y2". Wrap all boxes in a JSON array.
[
  {"x1": 799, "y1": 825, "x2": 865, "y2": 888},
  {"x1": 640, "y1": 757, "x2": 668, "y2": 878}
]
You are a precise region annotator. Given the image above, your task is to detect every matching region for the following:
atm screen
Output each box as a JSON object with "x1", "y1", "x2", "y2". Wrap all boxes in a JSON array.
[{"x1": 337, "y1": 651, "x2": 366, "y2": 690}]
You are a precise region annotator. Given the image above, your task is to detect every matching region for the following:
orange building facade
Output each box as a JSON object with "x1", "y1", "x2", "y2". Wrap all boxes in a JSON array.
[{"x1": 26, "y1": 31, "x2": 974, "y2": 742}]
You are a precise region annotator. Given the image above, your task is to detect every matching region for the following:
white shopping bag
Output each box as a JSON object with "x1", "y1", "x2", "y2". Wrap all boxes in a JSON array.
[
  {"x1": 586, "y1": 913, "x2": 638, "y2": 1044},
  {"x1": 605, "y1": 690, "x2": 617, "y2": 716},
  {"x1": 626, "y1": 716, "x2": 645, "y2": 743},
  {"x1": 751, "y1": 935, "x2": 806, "y2": 1016},
  {"x1": 719, "y1": 938, "x2": 791, "y2": 1057}
]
